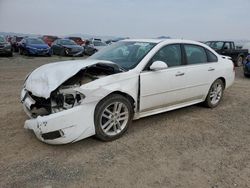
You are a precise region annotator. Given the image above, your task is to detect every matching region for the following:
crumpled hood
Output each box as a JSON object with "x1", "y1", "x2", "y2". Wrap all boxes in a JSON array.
[{"x1": 25, "y1": 59, "x2": 115, "y2": 99}]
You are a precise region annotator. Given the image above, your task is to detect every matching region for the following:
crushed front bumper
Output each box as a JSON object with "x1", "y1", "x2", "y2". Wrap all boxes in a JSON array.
[
  {"x1": 21, "y1": 88, "x2": 97, "y2": 144},
  {"x1": 24, "y1": 104, "x2": 96, "y2": 144}
]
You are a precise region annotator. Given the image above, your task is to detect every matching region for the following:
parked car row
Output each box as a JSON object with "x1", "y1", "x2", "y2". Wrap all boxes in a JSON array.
[
  {"x1": 2, "y1": 34, "x2": 131, "y2": 57},
  {"x1": 3, "y1": 36, "x2": 109, "y2": 57}
]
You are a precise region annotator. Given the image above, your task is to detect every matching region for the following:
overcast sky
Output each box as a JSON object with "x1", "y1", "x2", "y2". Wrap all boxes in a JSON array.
[{"x1": 0, "y1": 0, "x2": 249, "y2": 40}]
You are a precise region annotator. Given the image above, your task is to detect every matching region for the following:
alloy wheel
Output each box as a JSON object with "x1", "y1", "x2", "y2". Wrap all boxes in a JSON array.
[
  {"x1": 210, "y1": 83, "x2": 223, "y2": 105},
  {"x1": 100, "y1": 102, "x2": 129, "y2": 136}
]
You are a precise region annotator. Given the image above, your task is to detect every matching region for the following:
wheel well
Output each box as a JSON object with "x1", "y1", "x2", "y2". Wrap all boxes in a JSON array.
[
  {"x1": 217, "y1": 77, "x2": 226, "y2": 88},
  {"x1": 106, "y1": 91, "x2": 136, "y2": 111},
  {"x1": 237, "y1": 54, "x2": 245, "y2": 60}
]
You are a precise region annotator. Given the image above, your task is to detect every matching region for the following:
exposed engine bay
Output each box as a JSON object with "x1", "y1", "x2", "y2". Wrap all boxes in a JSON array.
[{"x1": 25, "y1": 63, "x2": 122, "y2": 118}]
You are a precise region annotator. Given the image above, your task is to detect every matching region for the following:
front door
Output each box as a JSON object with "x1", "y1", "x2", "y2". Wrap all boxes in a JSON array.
[{"x1": 140, "y1": 44, "x2": 189, "y2": 111}]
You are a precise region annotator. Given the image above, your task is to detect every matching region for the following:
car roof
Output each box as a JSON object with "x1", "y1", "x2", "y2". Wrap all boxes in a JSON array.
[{"x1": 206, "y1": 41, "x2": 233, "y2": 43}]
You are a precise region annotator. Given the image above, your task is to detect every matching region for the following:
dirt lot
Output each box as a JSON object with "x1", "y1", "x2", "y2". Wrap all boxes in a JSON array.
[{"x1": 0, "y1": 54, "x2": 249, "y2": 188}]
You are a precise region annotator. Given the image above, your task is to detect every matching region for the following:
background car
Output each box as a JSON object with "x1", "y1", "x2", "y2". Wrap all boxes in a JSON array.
[
  {"x1": 19, "y1": 37, "x2": 52, "y2": 56},
  {"x1": 205, "y1": 41, "x2": 248, "y2": 66},
  {"x1": 10, "y1": 36, "x2": 24, "y2": 52},
  {"x1": 0, "y1": 35, "x2": 13, "y2": 56},
  {"x1": 42, "y1": 35, "x2": 59, "y2": 47},
  {"x1": 84, "y1": 39, "x2": 107, "y2": 56},
  {"x1": 243, "y1": 55, "x2": 250, "y2": 77},
  {"x1": 66, "y1": 37, "x2": 85, "y2": 46},
  {"x1": 51, "y1": 39, "x2": 84, "y2": 56}
]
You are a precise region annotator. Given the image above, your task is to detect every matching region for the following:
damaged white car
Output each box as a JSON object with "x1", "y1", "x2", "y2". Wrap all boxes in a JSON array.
[{"x1": 21, "y1": 39, "x2": 235, "y2": 144}]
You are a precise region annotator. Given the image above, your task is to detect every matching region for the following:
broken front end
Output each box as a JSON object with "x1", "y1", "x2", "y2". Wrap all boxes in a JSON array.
[{"x1": 21, "y1": 62, "x2": 122, "y2": 144}]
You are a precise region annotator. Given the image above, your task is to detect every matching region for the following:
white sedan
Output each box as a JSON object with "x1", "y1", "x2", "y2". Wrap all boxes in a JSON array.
[{"x1": 21, "y1": 39, "x2": 235, "y2": 144}]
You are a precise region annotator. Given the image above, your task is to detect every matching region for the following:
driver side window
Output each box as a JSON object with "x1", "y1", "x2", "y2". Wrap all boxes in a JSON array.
[{"x1": 146, "y1": 44, "x2": 182, "y2": 70}]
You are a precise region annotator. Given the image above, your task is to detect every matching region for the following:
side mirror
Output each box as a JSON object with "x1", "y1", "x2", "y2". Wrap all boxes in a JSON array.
[{"x1": 150, "y1": 61, "x2": 168, "y2": 71}]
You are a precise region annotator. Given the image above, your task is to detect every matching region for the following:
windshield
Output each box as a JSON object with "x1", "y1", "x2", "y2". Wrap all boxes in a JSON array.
[
  {"x1": 60, "y1": 39, "x2": 76, "y2": 45},
  {"x1": 90, "y1": 41, "x2": 156, "y2": 70},
  {"x1": 27, "y1": 38, "x2": 45, "y2": 45},
  {"x1": 93, "y1": 41, "x2": 107, "y2": 46},
  {"x1": 0, "y1": 36, "x2": 5, "y2": 43},
  {"x1": 206, "y1": 41, "x2": 224, "y2": 50}
]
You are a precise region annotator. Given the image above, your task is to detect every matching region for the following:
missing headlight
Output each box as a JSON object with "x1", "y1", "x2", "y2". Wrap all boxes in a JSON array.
[
  {"x1": 65, "y1": 94, "x2": 75, "y2": 105},
  {"x1": 51, "y1": 85, "x2": 85, "y2": 113}
]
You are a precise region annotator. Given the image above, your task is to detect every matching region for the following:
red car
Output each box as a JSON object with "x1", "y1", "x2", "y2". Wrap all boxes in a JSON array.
[
  {"x1": 67, "y1": 37, "x2": 85, "y2": 46},
  {"x1": 42, "y1": 35, "x2": 59, "y2": 46}
]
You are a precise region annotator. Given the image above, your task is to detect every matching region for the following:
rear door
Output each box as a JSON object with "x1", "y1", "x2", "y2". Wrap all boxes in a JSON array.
[{"x1": 182, "y1": 44, "x2": 219, "y2": 98}]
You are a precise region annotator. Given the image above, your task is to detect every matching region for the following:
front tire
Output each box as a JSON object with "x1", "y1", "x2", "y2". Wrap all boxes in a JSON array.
[
  {"x1": 94, "y1": 94, "x2": 133, "y2": 141},
  {"x1": 204, "y1": 79, "x2": 224, "y2": 108}
]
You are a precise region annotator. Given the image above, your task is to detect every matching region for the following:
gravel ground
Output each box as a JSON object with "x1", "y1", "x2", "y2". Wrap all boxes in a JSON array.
[{"x1": 0, "y1": 54, "x2": 249, "y2": 188}]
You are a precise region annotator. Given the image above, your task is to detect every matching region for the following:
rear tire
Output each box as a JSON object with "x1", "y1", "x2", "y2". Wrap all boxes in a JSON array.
[
  {"x1": 235, "y1": 56, "x2": 243, "y2": 67},
  {"x1": 204, "y1": 79, "x2": 224, "y2": 108},
  {"x1": 94, "y1": 94, "x2": 133, "y2": 141}
]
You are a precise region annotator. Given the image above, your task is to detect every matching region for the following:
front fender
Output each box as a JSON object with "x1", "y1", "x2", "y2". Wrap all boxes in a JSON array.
[{"x1": 75, "y1": 72, "x2": 139, "y2": 105}]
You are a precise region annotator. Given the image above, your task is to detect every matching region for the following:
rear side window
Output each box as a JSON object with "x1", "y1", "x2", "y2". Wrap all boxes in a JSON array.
[
  {"x1": 206, "y1": 49, "x2": 218, "y2": 62},
  {"x1": 184, "y1": 45, "x2": 207, "y2": 64},
  {"x1": 151, "y1": 44, "x2": 182, "y2": 67}
]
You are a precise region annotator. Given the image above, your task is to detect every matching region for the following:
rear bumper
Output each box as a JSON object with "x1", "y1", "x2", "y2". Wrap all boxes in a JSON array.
[{"x1": 23, "y1": 104, "x2": 96, "y2": 145}]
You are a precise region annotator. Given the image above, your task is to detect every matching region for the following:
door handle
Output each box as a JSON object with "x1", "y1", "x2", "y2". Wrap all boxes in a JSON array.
[
  {"x1": 175, "y1": 72, "x2": 185, "y2": 76},
  {"x1": 208, "y1": 68, "x2": 215, "y2": 71}
]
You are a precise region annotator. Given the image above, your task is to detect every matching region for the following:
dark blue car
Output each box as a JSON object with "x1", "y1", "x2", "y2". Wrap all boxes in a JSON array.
[
  {"x1": 243, "y1": 55, "x2": 250, "y2": 77},
  {"x1": 19, "y1": 37, "x2": 52, "y2": 56}
]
